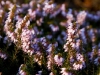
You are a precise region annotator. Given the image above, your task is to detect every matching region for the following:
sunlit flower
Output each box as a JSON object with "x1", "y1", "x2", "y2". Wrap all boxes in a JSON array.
[
  {"x1": 76, "y1": 11, "x2": 87, "y2": 24},
  {"x1": 54, "y1": 55, "x2": 64, "y2": 66}
]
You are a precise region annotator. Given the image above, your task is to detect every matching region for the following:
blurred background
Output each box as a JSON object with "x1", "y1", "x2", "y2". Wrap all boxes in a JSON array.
[
  {"x1": 2, "y1": 0, "x2": 100, "y2": 11},
  {"x1": 54, "y1": 0, "x2": 100, "y2": 11}
]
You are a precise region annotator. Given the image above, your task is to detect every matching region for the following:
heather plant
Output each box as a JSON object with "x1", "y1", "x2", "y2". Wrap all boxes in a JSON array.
[{"x1": 0, "y1": 0, "x2": 100, "y2": 75}]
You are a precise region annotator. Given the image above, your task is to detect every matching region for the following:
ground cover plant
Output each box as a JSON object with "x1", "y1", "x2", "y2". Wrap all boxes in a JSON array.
[{"x1": 0, "y1": 0, "x2": 100, "y2": 75}]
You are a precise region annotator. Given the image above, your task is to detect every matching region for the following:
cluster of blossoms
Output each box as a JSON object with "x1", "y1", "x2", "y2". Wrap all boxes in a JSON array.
[
  {"x1": 62, "y1": 11, "x2": 87, "y2": 73},
  {"x1": 60, "y1": 68, "x2": 72, "y2": 75},
  {"x1": 17, "y1": 64, "x2": 27, "y2": 75},
  {"x1": 20, "y1": 20, "x2": 35, "y2": 55},
  {"x1": 0, "y1": 0, "x2": 100, "y2": 75},
  {"x1": 0, "y1": 50, "x2": 7, "y2": 60},
  {"x1": 72, "y1": 53, "x2": 85, "y2": 70},
  {"x1": 0, "y1": 9, "x2": 4, "y2": 40},
  {"x1": 4, "y1": 5, "x2": 16, "y2": 43},
  {"x1": 54, "y1": 54, "x2": 64, "y2": 66},
  {"x1": 4, "y1": 5, "x2": 35, "y2": 55}
]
